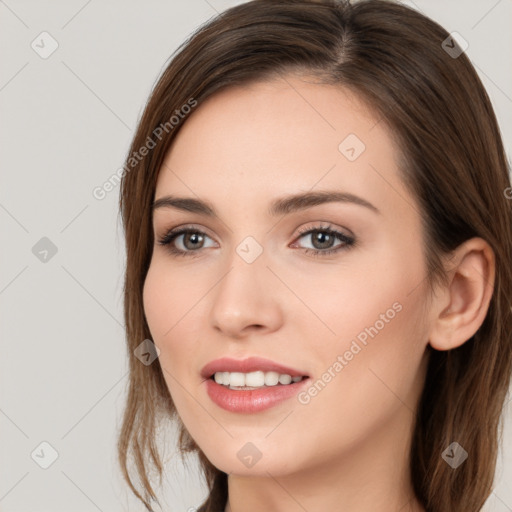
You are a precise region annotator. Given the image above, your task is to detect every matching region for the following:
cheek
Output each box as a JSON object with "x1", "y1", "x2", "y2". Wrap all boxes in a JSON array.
[
  {"x1": 142, "y1": 261, "x2": 205, "y2": 383},
  {"x1": 285, "y1": 243, "x2": 425, "y2": 359},
  {"x1": 286, "y1": 306, "x2": 426, "y2": 476},
  {"x1": 143, "y1": 266, "x2": 168, "y2": 342},
  {"x1": 303, "y1": 270, "x2": 430, "y2": 434},
  {"x1": 300, "y1": 247, "x2": 429, "y2": 414},
  {"x1": 143, "y1": 260, "x2": 199, "y2": 339}
]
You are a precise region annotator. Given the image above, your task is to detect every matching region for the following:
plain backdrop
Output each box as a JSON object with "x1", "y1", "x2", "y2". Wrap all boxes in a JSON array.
[{"x1": 1, "y1": 0, "x2": 511, "y2": 511}]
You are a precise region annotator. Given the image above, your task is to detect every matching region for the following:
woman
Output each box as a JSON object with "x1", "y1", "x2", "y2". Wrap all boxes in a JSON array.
[{"x1": 117, "y1": 1, "x2": 512, "y2": 511}]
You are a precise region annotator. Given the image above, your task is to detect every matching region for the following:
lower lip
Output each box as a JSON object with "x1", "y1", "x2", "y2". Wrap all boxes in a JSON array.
[{"x1": 205, "y1": 377, "x2": 310, "y2": 413}]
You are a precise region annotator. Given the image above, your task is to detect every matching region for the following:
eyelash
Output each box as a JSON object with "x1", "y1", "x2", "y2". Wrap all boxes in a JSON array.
[{"x1": 156, "y1": 223, "x2": 356, "y2": 259}]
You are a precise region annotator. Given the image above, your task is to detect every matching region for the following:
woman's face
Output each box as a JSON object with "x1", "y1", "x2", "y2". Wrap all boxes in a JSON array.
[{"x1": 143, "y1": 75, "x2": 432, "y2": 478}]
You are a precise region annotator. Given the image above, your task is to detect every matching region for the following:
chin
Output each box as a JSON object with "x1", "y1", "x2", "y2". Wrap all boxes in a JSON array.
[{"x1": 198, "y1": 438, "x2": 305, "y2": 477}]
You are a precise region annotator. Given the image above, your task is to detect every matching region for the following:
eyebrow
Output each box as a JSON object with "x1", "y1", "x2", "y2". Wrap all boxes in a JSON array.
[{"x1": 152, "y1": 190, "x2": 380, "y2": 217}]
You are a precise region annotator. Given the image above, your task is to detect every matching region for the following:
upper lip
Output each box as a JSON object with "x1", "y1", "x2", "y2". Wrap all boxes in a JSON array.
[{"x1": 201, "y1": 356, "x2": 309, "y2": 379}]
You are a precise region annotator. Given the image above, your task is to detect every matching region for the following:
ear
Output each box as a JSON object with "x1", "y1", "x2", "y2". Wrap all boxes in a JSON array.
[{"x1": 428, "y1": 237, "x2": 495, "y2": 351}]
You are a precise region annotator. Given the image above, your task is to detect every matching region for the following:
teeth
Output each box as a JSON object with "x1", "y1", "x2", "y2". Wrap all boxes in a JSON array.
[
  {"x1": 279, "y1": 374, "x2": 292, "y2": 385},
  {"x1": 265, "y1": 371, "x2": 279, "y2": 386},
  {"x1": 247, "y1": 371, "x2": 265, "y2": 387},
  {"x1": 213, "y1": 371, "x2": 305, "y2": 388},
  {"x1": 230, "y1": 372, "x2": 245, "y2": 387}
]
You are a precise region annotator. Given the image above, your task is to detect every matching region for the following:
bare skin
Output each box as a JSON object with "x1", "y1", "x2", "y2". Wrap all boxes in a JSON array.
[{"x1": 143, "y1": 74, "x2": 495, "y2": 512}]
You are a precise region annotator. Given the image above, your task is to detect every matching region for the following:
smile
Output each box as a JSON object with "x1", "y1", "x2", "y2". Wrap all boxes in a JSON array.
[{"x1": 201, "y1": 356, "x2": 311, "y2": 413}]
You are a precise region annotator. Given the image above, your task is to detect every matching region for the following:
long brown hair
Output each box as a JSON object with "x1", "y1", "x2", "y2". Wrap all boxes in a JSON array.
[{"x1": 117, "y1": 1, "x2": 512, "y2": 510}]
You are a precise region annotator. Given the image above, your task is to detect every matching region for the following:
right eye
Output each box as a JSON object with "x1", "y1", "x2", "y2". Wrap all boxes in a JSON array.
[{"x1": 157, "y1": 226, "x2": 216, "y2": 257}]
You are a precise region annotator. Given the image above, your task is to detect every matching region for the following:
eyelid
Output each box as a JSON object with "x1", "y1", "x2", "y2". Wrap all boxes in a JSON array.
[
  {"x1": 157, "y1": 221, "x2": 352, "y2": 241},
  {"x1": 293, "y1": 221, "x2": 354, "y2": 238},
  {"x1": 157, "y1": 223, "x2": 217, "y2": 241}
]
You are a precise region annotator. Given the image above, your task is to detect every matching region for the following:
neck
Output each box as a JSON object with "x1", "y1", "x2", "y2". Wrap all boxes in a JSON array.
[{"x1": 224, "y1": 403, "x2": 425, "y2": 512}]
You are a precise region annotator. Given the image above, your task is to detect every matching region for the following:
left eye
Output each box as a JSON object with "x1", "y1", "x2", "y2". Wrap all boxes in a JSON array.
[{"x1": 296, "y1": 228, "x2": 349, "y2": 248}]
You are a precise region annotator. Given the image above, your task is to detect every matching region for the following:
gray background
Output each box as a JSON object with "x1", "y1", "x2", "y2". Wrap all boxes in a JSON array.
[{"x1": 0, "y1": 0, "x2": 511, "y2": 511}]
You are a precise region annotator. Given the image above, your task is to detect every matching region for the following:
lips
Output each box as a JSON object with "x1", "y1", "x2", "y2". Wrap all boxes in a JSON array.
[
  {"x1": 201, "y1": 357, "x2": 311, "y2": 413},
  {"x1": 200, "y1": 356, "x2": 309, "y2": 380},
  {"x1": 205, "y1": 377, "x2": 310, "y2": 413}
]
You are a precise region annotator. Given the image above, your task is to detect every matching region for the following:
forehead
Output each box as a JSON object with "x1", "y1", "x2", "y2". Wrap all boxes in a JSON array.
[{"x1": 155, "y1": 75, "x2": 411, "y2": 224}]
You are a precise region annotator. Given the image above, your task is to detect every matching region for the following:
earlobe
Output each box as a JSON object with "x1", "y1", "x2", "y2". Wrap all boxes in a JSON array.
[{"x1": 428, "y1": 238, "x2": 495, "y2": 351}]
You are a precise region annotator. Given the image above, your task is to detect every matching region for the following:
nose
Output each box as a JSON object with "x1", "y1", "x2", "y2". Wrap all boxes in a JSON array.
[{"x1": 209, "y1": 250, "x2": 284, "y2": 339}]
